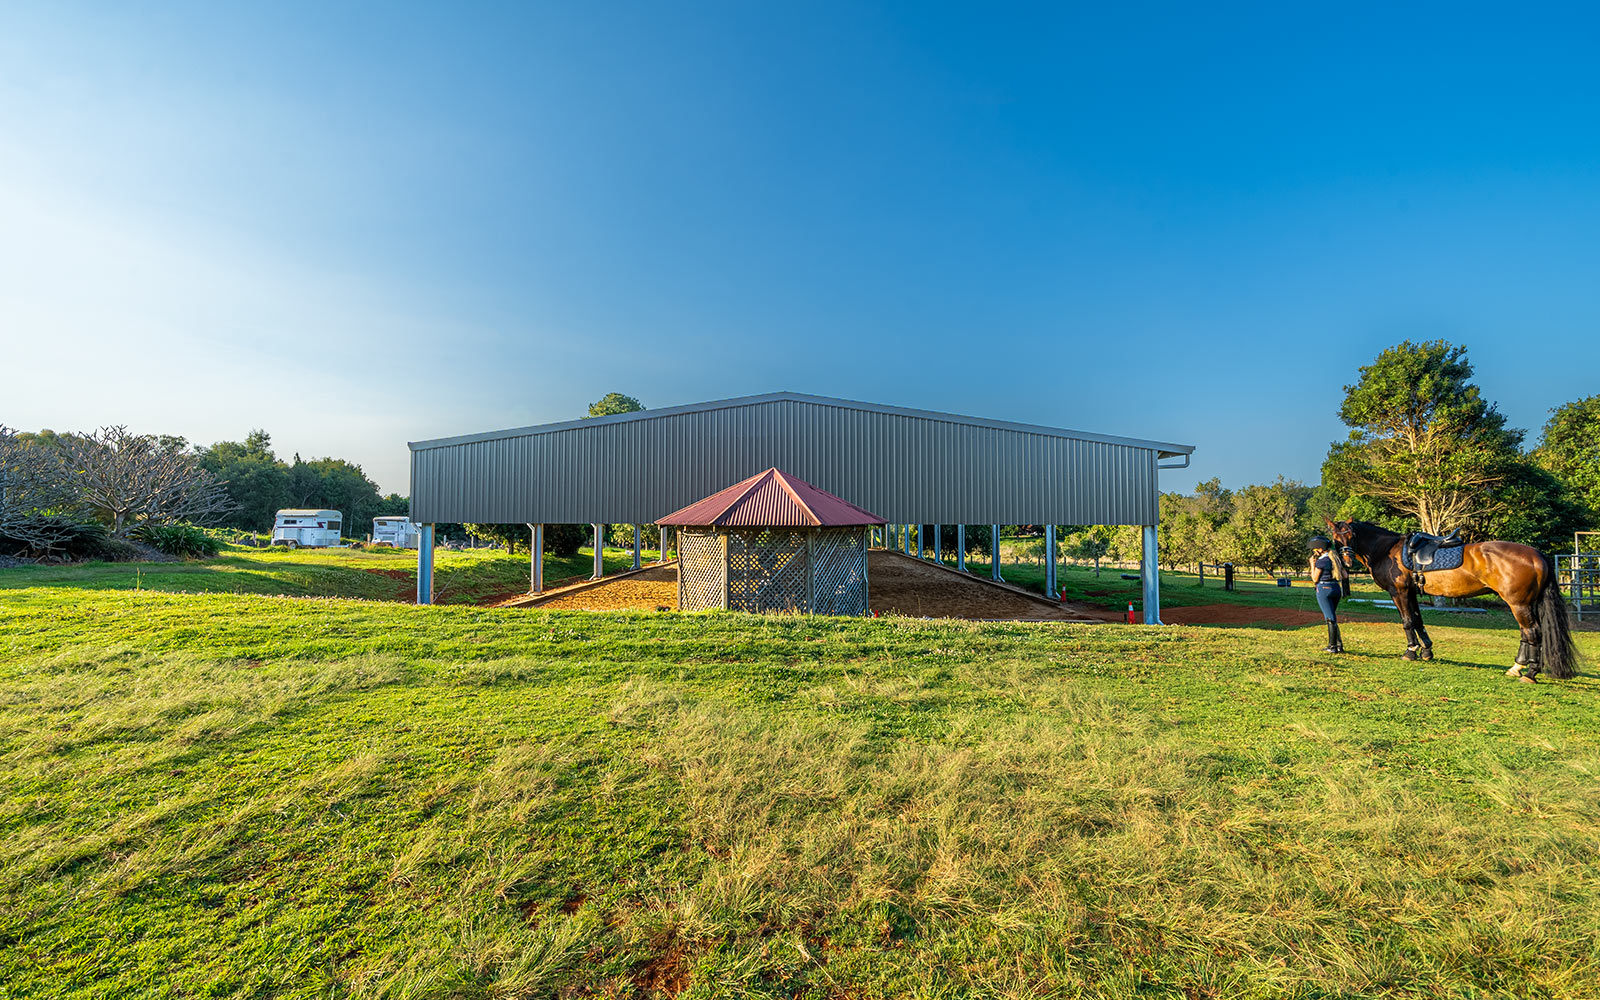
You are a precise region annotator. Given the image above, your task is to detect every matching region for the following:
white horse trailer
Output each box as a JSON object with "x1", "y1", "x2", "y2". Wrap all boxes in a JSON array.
[
  {"x1": 271, "y1": 509, "x2": 343, "y2": 548},
  {"x1": 371, "y1": 516, "x2": 420, "y2": 549}
]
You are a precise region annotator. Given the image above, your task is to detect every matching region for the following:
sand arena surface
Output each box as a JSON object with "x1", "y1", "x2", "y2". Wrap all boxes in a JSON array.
[{"x1": 511, "y1": 552, "x2": 1113, "y2": 621}]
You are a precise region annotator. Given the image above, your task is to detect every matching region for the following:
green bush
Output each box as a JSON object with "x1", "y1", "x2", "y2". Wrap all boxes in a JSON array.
[{"x1": 130, "y1": 522, "x2": 221, "y2": 559}]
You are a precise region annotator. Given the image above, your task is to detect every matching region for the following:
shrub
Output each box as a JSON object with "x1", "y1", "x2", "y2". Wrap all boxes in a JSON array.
[
  {"x1": 0, "y1": 516, "x2": 111, "y2": 561},
  {"x1": 130, "y1": 522, "x2": 221, "y2": 559}
]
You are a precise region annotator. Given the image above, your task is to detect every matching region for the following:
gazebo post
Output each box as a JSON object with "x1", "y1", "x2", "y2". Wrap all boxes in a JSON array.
[
  {"x1": 591, "y1": 523, "x2": 604, "y2": 580},
  {"x1": 957, "y1": 525, "x2": 967, "y2": 572},
  {"x1": 805, "y1": 531, "x2": 816, "y2": 613},
  {"x1": 991, "y1": 524, "x2": 1003, "y2": 581}
]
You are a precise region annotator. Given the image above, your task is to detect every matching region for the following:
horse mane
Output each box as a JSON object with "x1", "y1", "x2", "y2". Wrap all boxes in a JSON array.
[{"x1": 1348, "y1": 520, "x2": 1402, "y2": 541}]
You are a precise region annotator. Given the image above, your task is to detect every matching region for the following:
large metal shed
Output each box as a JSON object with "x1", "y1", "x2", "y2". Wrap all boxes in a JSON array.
[
  {"x1": 659, "y1": 467, "x2": 884, "y2": 615},
  {"x1": 407, "y1": 392, "x2": 1193, "y2": 621}
]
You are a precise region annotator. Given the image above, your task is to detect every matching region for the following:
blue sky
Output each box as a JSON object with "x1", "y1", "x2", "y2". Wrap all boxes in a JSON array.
[{"x1": 2, "y1": 2, "x2": 1596, "y2": 495}]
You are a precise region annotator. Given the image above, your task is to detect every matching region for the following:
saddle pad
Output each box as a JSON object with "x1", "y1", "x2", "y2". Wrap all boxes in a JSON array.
[{"x1": 1405, "y1": 544, "x2": 1464, "y2": 572}]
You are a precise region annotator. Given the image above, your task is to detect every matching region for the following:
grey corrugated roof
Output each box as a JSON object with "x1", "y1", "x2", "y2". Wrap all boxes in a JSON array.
[{"x1": 409, "y1": 391, "x2": 1195, "y2": 459}]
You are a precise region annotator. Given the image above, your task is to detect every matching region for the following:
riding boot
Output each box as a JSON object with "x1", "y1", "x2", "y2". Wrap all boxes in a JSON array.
[
  {"x1": 1331, "y1": 622, "x2": 1344, "y2": 653},
  {"x1": 1325, "y1": 621, "x2": 1339, "y2": 653}
]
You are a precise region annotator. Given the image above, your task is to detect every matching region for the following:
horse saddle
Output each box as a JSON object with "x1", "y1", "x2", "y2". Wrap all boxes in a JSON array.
[{"x1": 1402, "y1": 530, "x2": 1465, "y2": 572}]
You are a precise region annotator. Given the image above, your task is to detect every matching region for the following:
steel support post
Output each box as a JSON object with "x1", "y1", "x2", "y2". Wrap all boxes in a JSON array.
[
  {"x1": 417, "y1": 524, "x2": 435, "y2": 604},
  {"x1": 1045, "y1": 524, "x2": 1058, "y2": 599},
  {"x1": 1141, "y1": 524, "x2": 1163, "y2": 624},
  {"x1": 591, "y1": 523, "x2": 604, "y2": 580},
  {"x1": 527, "y1": 523, "x2": 546, "y2": 594},
  {"x1": 933, "y1": 524, "x2": 941, "y2": 564},
  {"x1": 917, "y1": 524, "x2": 925, "y2": 560},
  {"x1": 957, "y1": 525, "x2": 967, "y2": 572},
  {"x1": 632, "y1": 525, "x2": 642, "y2": 570},
  {"x1": 991, "y1": 525, "x2": 1003, "y2": 581}
]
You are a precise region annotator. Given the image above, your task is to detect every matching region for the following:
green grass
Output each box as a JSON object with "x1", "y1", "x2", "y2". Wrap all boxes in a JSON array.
[
  {"x1": 961, "y1": 556, "x2": 1532, "y2": 631},
  {"x1": 0, "y1": 544, "x2": 653, "y2": 606},
  {"x1": 1, "y1": 569, "x2": 1598, "y2": 998}
]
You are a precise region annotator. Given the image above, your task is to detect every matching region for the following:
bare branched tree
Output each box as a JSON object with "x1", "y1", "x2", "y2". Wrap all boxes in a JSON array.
[
  {"x1": 0, "y1": 425, "x2": 82, "y2": 552},
  {"x1": 55, "y1": 425, "x2": 236, "y2": 536}
]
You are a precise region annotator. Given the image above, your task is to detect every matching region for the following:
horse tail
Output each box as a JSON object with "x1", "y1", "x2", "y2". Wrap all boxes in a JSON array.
[{"x1": 1538, "y1": 552, "x2": 1581, "y2": 680}]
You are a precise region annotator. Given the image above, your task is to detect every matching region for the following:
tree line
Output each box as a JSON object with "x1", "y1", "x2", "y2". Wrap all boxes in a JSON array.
[
  {"x1": 196, "y1": 430, "x2": 406, "y2": 536},
  {"x1": 1156, "y1": 341, "x2": 1597, "y2": 574},
  {"x1": 0, "y1": 424, "x2": 403, "y2": 555}
]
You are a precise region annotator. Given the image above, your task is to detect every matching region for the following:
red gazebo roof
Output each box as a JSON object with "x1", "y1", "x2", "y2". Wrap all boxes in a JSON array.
[{"x1": 656, "y1": 468, "x2": 885, "y2": 528}]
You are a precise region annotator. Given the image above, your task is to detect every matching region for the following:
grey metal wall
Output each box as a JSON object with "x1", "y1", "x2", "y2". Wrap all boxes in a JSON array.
[{"x1": 410, "y1": 395, "x2": 1188, "y2": 526}]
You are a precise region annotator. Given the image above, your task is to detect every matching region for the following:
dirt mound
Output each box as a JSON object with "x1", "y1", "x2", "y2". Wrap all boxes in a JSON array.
[{"x1": 868, "y1": 552, "x2": 1111, "y2": 621}]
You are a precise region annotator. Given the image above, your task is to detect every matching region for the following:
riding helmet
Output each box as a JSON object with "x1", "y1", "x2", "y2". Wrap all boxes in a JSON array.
[{"x1": 1308, "y1": 535, "x2": 1331, "y2": 551}]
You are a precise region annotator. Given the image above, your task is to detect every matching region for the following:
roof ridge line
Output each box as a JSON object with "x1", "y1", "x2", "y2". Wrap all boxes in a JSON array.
[
  {"x1": 770, "y1": 469, "x2": 822, "y2": 526},
  {"x1": 709, "y1": 468, "x2": 773, "y2": 525}
]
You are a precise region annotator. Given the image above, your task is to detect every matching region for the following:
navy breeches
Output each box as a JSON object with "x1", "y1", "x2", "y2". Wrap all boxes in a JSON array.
[{"x1": 1315, "y1": 586, "x2": 1340, "y2": 621}]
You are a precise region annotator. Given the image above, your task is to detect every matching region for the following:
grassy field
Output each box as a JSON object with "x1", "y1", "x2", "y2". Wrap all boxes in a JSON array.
[
  {"x1": 0, "y1": 544, "x2": 654, "y2": 606},
  {"x1": 2, "y1": 550, "x2": 1598, "y2": 998}
]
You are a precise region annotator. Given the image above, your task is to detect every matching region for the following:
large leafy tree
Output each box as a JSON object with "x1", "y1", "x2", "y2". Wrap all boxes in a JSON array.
[
  {"x1": 1533, "y1": 394, "x2": 1600, "y2": 526},
  {"x1": 1224, "y1": 477, "x2": 1311, "y2": 575},
  {"x1": 287, "y1": 456, "x2": 384, "y2": 538},
  {"x1": 197, "y1": 430, "x2": 291, "y2": 532},
  {"x1": 586, "y1": 393, "x2": 644, "y2": 418},
  {"x1": 1324, "y1": 341, "x2": 1523, "y2": 535}
]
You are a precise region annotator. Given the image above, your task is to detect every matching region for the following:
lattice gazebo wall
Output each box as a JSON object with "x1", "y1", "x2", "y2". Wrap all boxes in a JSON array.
[{"x1": 675, "y1": 526, "x2": 870, "y2": 615}]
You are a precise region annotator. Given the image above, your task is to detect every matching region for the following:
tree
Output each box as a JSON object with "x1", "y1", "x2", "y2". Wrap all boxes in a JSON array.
[
  {"x1": 1157, "y1": 478, "x2": 1233, "y2": 572},
  {"x1": 286, "y1": 456, "x2": 384, "y2": 539},
  {"x1": 56, "y1": 426, "x2": 234, "y2": 536},
  {"x1": 197, "y1": 430, "x2": 291, "y2": 532},
  {"x1": 0, "y1": 425, "x2": 82, "y2": 552},
  {"x1": 1225, "y1": 478, "x2": 1311, "y2": 575},
  {"x1": 586, "y1": 393, "x2": 644, "y2": 418},
  {"x1": 1324, "y1": 341, "x2": 1523, "y2": 535},
  {"x1": 1473, "y1": 461, "x2": 1592, "y2": 552},
  {"x1": 1063, "y1": 524, "x2": 1115, "y2": 576},
  {"x1": 1533, "y1": 394, "x2": 1600, "y2": 526}
]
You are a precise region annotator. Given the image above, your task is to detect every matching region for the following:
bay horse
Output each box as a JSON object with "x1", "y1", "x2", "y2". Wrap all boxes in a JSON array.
[{"x1": 1325, "y1": 520, "x2": 1579, "y2": 681}]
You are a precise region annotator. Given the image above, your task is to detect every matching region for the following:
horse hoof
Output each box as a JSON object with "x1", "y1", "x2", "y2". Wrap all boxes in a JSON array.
[
  {"x1": 1420, "y1": 649, "x2": 1434, "y2": 662},
  {"x1": 1506, "y1": 665, "x2": 1524, "y2": 678},
  {"x1": 1402, "y1": 650, "x2": 1418, "y2": 662},
  {"x1": 1519, "y1": 675, "x2": 1538, "y2": 684}
]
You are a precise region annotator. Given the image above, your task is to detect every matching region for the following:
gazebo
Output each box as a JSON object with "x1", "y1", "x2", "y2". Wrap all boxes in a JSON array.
[{"x1": 658, "y1": 468, "x2": 885, "y2": 615}]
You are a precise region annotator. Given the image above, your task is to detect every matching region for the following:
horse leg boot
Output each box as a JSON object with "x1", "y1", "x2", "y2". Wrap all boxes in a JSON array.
[
  {"x1": 1415, "y1": 622, "x2": 1435, "y2": 661},
  {"x1": 1402, "y1": 623, "x2": 1420, "y2": 661},
  {"x1": 1508, "y1": 640, "x2": 1538, "y2": 680}
]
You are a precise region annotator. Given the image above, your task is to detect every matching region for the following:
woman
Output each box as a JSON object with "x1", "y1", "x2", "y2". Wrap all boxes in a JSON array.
[{"x1": 1309, "y1": 535, "x2": 1350, "y2": 653}]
